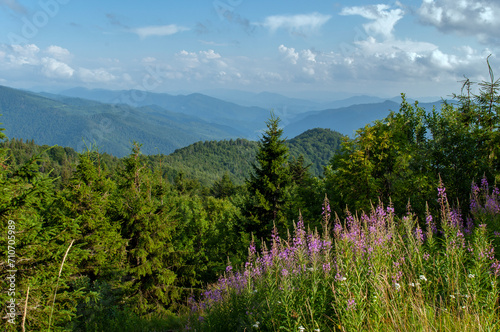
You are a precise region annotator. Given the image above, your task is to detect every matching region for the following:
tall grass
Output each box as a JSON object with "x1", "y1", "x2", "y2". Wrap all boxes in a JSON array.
[{"x1": 187, "y1": 179, "x2": 500, "y2": 331}]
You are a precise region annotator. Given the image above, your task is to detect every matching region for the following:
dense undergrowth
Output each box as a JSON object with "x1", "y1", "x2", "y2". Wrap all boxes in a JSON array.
[{"x1": 187, "y1": 179, "x2": 500, "y2": 331}]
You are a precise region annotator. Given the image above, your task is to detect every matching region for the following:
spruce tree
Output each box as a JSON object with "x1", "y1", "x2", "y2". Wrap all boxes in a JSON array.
[
  {"x1": 111, "y1": 142, "x2": 178, "y2": 315},
  {"x1": 246, "y1": 113, "x2": 291, "y2": 238}
]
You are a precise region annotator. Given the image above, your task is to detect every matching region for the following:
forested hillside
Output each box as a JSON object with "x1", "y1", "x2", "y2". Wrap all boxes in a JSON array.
[
  {"x1": 0, "y1": 85, "x2": 245, "y2": 157},
  {"x1": 1, "y1": 128, "x2": 344, "y2": 188},
  {"x1": 0, "y1": 64, "x2": 499, "y2": 331}
]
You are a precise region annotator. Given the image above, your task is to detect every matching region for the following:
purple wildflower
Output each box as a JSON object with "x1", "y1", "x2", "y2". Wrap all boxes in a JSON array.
[
  {"x1": 347, "y1": 298, "x2": 356, "y2": 311},
  {"x1": 415, "y1": 226, "x2": 425, "y2": 244}
]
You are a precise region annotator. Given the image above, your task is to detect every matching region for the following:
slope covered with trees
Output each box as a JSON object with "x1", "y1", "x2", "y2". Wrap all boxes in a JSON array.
[{"x1": 0, "y1": 85, "x2": 245, "y2": 157}]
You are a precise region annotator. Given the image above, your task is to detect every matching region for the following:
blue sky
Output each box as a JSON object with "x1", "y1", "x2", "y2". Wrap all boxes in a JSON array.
[{"x1": 0, "y1": 0, "x2": 498, "y2": 100}]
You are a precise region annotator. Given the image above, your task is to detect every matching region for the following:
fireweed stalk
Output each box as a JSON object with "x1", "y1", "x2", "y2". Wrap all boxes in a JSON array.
[{"x1": 187, "y1": 180, "x2": 500, "y2": 331}]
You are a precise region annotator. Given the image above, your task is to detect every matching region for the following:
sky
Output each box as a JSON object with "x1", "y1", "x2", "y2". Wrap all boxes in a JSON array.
[{"x1": 0, "y1": 0, "x2": 498, "y2": 100}]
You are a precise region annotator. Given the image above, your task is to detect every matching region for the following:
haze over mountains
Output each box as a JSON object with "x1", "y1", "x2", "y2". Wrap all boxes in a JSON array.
[{"x1": 0, "y1": 84, "x2": 444, "y2": 157}]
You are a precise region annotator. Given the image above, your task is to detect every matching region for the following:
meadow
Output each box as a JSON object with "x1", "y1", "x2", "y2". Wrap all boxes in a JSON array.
[{"x1": 187, "y1": 179, "x2": 500, "y2": 331}]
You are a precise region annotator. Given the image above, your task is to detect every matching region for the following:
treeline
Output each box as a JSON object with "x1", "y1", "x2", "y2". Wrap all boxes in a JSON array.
[
  {"x1": 0, "y1": 61, "x2": 499, "y2": 331},
  {"x1": 1, "y1": 128, "x2": 344, "y2": 188}
]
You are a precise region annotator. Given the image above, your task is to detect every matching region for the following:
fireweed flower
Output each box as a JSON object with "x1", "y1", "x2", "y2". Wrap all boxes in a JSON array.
[
  {"x1": 426, "y1": 213, "x2": 437, "y2": 234},
  {"x1": 492, "y1": 261, "x2": 500, "y2": 276},
  {"x1": 415, "y1": 226, "x2": 425, "y2": 244},
  {"x1": 347, "y1": 298, "x2": 356, "y2": 310},
  {"x1": 438, "y1": 184, "x2": 447, "y2": 204}
]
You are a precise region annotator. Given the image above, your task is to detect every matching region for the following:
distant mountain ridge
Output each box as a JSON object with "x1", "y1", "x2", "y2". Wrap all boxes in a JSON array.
[
  {"x1": 283, "y1": 99, "x2": 444, "y2": 138},
  {"x1": 58, "y1": 87, "x2": 272, "y2": 139},
  {"x1": 0, "y1": 85, "x2": 244, "y2": 157},
  {"x1": 58, "y1": 87, "x2": 442, "y2": 138},
  {"x1": 1, "y1": 85, "x2": 443, "y2": 158}
]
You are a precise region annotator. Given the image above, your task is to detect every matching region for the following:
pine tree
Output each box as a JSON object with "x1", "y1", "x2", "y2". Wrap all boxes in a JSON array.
[
  {"x1": 111, "y1": 142, "x2": 178, "y2": 315},
  {"x1": 246, "y1": 113, "x2": 292, "y2": 238}
]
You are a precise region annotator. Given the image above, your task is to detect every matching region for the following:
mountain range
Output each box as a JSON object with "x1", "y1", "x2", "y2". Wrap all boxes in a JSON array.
[{"x1": 0, "y1": 85, "x2": 444, "y2": 157}]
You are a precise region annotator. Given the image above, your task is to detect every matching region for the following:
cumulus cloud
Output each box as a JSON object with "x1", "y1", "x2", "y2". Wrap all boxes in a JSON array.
[
  {"x1": 41, "y1": 57, "x2": 74, "y2": 79},
  {"x1": 417, "y1": 0, "x2": 500, "y2": 43},
  {"x1": 45, "y1": 45, "x2": 72, "y2": 62},
  {"x1": 141, "y1": 57, "x2": 157, "y2": 63},
  {"x1": 78, "y1": 67, "x2": 116, "y2": 83},
  {"x1": 7, "y1": 44, "x2": 40, "y2": 66},
  {"x1": 275, "y1": 38, "x2": 490, "y2": 92},
  {"x1": 177, "y1": 49, "x2": 226, "y2": 67},
  {"x1": 199, "y1": 49, "x2": 221, "y2": 60},
  {"x1": 259, "y1": 12, "x2": 331, "y2": 36},
  {"x1": 0, "y1": 42, "x2": 122, "y2": 86},
  {"x1": 132, "y1": 24, "x2": 189, "y2": 38},
  {"x1": 279, "y1": 45, "x2": 299, "y2": 64},
  {"x1": 278, "y1": 45, "x2": 331, "y2": 82},
  {"x1": 144, "y1": 49, "x2": 243, "y2": 85},
  {"x1": 340, "y1": 4, "x2": 404, "y2": 40}
]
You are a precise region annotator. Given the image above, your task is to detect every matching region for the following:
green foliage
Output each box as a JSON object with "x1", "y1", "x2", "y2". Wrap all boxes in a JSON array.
[
  {"x1": 326, "y1": 95, "x2": 434, "y2": 216},
  {"x1": 287, "y1": 128, "x2": 344, "y2": 177},
  {"x1": 160, "y1": 138, "x2": 258, "y2": 186},
  {"x1": 246, "y1": 113, "x2": 293, "y2": 238},
  {"x1": 111, "y1": 142, "x2": 179, "y2": 315},
  {"x1": 0, "y1": 85, "x2": 242, "y2": 157},
  {"x1": 0, "y1": 128, "x2": 83, "y2": 330},
  {"x1": 326, "y1": 59, "x2": 500, "y2": 219}
]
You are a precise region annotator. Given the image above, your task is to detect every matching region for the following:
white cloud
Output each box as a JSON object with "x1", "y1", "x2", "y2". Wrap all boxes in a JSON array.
[
  {"x1": 279, "y1": 45, "x2": 299, "y2": 64},
  {"x1": 199, "y1": 49, "x2": 221, "y2": 60},
  {"x1": 259, "y1": 12, "x2": 331, "y2": 35},
  {"x1": 8, "y1": 44, "x2": 40, "y2": 66},
  {"x1": 144, "y1": 49, "x2": 242, "y2": 86},
  {"x1": 277, "y1": 45, "x2": 331, "y2": 82},
  {"x1": 176, "y1": 49, "x2": 226, "y2": 67},
  {"x1": 355, "y1": 37, "x2": 438, "y2": 57},
  {"x1": 45, "y1": 45, "x2": 72, "y2": 62},
  {"x1": 141, "y1": 57, "x2": 157, "y2": 63},
  {"x1": 418, "y1": 0, "x2": 500, "y2": 43},
  {"x1": 133, "y1": 24, "x2": 189, "y2": 38},
  {"x1": 275, "y1": 38, "x2": 490, "y2": 92},
  {"x1": 41, "y1": 57, "x2": 74, "y2": 79},
  {"x1": 340, "y1": 4, "x2": 404, "y2": 40},
  {"x1": 78, "y1": 68, "x2": 116, "y2": 83},
  {"x1": 301, "y1": 49, "x2": 316, "y2": 62}
]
